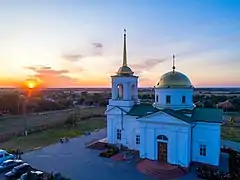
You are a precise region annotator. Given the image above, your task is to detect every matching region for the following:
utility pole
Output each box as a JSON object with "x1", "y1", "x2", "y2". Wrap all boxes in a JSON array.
[
  {"x1": 23, "y1": 98, "x2": 28, "y2": 136},
  {"x1": 22, "y1": 78, "x2": 36, "y2": 136},
  {"x1": 72, "y1": 101, "x2": 78, "y2": 126},
  {"x1": 72, "y1": 106, "x2": 75, "y2": 126}
]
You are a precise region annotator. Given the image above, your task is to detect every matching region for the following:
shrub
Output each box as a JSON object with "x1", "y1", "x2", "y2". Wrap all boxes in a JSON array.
[
  {"x1": 99, "y1": 148, "x2": 119, "y2": 158},
  {"x1": 197, "y1": 166, "x2": 230, "y2": 179},
  {"x1": 229, "y1": 128, "x2": 237, "y2": 138}
]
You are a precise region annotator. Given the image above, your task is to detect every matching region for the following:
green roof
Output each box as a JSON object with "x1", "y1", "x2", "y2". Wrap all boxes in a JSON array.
[
  {"x1": 126, "y1": 104, "x2": 223, "y2": 124},
  {"x1": 127, "y1": 104, "x2": 159, "y2": 117},
  {"x1": 191, "y1": 108, "x2": 223, "y2": 123},
  {"x1": 161, "y1": 108, "x2": 193, "y2": 123},
  {"x1": 176, "y1": 109, "x2": 193, "y2": 114}
]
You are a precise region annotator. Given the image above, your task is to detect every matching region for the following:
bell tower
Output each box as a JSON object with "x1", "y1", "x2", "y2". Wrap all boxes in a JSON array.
[{"x1": 108, "y1": 29, "x2": 139, "y2": 109}]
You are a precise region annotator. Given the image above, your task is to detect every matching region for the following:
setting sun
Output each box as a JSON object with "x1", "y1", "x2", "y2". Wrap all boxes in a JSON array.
[
  {"x1": 25, "y1": 78, "x2": 39, "y2": 89},
  {"x1": 27, "y1": 82, "x2": 35, "y2": 89}
]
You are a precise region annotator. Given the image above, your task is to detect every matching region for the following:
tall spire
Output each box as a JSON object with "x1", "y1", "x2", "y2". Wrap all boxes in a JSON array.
[
  {"x1": 172, "y1": 54, "x2": 176, "y2": 73},
  {"x1": 123, "y1": 29, "x2": 127, "y2": 66}
]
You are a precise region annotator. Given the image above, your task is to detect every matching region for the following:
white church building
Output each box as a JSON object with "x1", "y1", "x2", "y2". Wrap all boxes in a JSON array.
[{"x1": 105, "y1": 30, "x2": 223, "y2": 168}]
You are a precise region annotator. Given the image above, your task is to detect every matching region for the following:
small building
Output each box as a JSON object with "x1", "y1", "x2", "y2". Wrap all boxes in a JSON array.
[
  {"x1": 216, "y1": 100, "x2": 235, "y2": 111},
  {"x1": 105, "y1": 30, "x2": 223, "y2": 168}
]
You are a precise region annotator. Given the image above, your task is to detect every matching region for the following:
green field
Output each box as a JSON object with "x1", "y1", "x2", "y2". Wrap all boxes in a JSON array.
[
  {"x1": 0, "y1": 107, "x2": 106, "y2": 134},
  {"x1": 0, "y1": 117, "x2": 106, "y2": 152}
]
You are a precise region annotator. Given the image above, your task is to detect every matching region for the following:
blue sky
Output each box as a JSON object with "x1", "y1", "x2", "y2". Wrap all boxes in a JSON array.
[{"x1": 0, "y1": 0, "x2": 239, "y2": 87}]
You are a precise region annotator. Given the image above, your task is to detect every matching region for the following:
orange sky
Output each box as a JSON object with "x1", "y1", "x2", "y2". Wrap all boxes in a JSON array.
[{"x1": 0, "y1": 1, "x2": 239, "y2": 88}]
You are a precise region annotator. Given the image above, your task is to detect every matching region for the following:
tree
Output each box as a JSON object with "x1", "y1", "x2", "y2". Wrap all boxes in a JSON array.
[
  {"x1": 0, "y1": 92, "x2": 20, "y2": 114},
  {"x1": 229, "y1": 116, "x2": 236, "y2": 125}
]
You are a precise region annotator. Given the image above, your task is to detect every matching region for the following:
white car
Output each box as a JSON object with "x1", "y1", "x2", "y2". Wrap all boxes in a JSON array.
[
  {"x1": 20, "y1": 170, "x2": 44, "y2": 180},
  {"x1": 0, "y1": 150, "x2": 15, "y2": 164},
  {"x1": 0, "y1": 159, "x2": 23, "y2": 172}
]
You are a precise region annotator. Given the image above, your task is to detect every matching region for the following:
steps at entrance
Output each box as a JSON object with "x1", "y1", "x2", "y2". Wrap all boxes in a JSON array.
[{"x1": 137, "y1": 159, "x2": 187, "y2": 179}]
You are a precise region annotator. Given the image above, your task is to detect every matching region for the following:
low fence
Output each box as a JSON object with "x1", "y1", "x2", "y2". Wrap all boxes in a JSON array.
[{"x1": 221, "y1": 139, "x2": 240, "y2": 152}]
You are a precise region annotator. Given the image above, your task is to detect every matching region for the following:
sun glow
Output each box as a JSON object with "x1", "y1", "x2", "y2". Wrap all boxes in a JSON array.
[
  {"x1": 24, "y1": 78, "x2": 40, "y2": 90},
  {"x1": 27, "y1": 82, "x2": 35, "y2": 89}
]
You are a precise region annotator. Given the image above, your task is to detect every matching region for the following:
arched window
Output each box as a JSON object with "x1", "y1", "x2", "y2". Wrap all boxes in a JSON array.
[
  {"x1": 131, "y1": 84, "x2": 135, "y2": 100},
  {"x1": 117, "y1": 84, "x2": 124, "y2": 99},
  {"x1": 157, "y1": 135, "x2": 168, "y2": 141}
]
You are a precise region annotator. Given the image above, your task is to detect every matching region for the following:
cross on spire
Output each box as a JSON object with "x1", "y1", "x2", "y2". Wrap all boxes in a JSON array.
[
  {"x1": 123, "y1": 29, "x2": 127, "y2": 66},
  {"x1": 172, "y1": 54, "x2": 176, "y2": 72}
]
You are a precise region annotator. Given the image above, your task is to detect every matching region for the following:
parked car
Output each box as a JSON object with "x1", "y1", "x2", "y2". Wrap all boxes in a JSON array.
[
  {"x1": 5, "y1": 163, "x2": 32, "y2": 179},
  {"x1": 0, "y1": 150, "x2": 14, "y2": 164},
  {"x1": 0, "y1": 159, "x2": 23, "y2": 172},
  {"x1": 20, "y1": 170, "x2": 44, "y2": 180}
]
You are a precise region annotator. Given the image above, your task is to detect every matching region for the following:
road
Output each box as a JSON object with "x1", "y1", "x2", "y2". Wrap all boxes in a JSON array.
[{"x1": 21, "y1": 129, "x2": 200, "y2": 180}]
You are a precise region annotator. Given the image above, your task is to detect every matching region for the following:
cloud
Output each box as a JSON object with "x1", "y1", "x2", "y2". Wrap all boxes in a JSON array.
[
  {"x1": 25, "y1": 66, "x2": 82, "y2": 88},
  {"x1": 62, "y1": 53, "x2": 84, "y2": 62},
  {"x1": 92, "y1": 43, "x2": 103, "y2": 49},
  {"x1": 92, "y1": 42, "x2": 103, "y2": 56},
  {"x1": 25, "y1": 65, "x2": 52, "y2": 71},
  {"x1": 26, "y1": 66, "x2": 69, "y2": 75},
  {"x1": 62, "y1": 42, "x2": 104, "y2": 62},
  {"x1": 132, "y1": 58, "x2": 167, "y2": 75}
]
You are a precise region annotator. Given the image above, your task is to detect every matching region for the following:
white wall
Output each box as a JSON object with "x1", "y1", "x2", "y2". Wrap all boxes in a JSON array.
[
  {"x1": 107, "y1": 109, "x2": 221, "y2": 167},
  {"x1": 108, "y1": 100, "x2": 136, "y2": 107},
  {"x1": 154, "y1": 88, "x2": 194, "y2": 110},
  {"x1": 106, "y1": 109, "x2": 140, "y2": 150},
  {"x1": 121, "y1": 116, "x2": 140, "y2": 150},
  {"x1": 138, "y1": 113, "x2": 191, "y2": 167},
  {"x1": 192, "y1": 122, "x2": 221, "y2": 166}
]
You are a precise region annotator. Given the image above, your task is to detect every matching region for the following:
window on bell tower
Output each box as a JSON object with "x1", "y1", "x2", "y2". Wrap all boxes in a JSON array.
[
  {"x1": 117, "y1": 84, "x2": 124, "y2": 99},
  {"x1": 166, "y1": 95, "x2": 171, "y2": 104},
  {"x1": 131, "y1": 84, "x2": 135, "y2": 100},
  {"x1": 156, "y1": 95, "x2": 159, "y2": 102}
]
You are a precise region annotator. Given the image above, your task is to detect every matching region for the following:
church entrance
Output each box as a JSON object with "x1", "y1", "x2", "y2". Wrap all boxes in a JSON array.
[
  {"x1": 158, "y1": 142, "x2": 167, "y2": 161},
  {"x1": 157, "y1": 135, "x2": 168, "y2": 162}
]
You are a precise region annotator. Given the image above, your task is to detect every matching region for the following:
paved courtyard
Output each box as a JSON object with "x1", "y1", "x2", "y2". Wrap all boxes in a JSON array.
[{"x1": 20, "y1": 128, "x2": 202, "y2": 180}]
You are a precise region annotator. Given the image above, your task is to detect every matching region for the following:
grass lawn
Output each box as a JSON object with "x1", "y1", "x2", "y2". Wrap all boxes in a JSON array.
[{"x1": 0, "y1": 117, "x2": 106, "y2": 152}]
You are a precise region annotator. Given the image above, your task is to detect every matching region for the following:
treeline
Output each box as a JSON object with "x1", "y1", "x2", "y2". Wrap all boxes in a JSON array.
[
  {"x1": 0, "y1": 93, "x2": 73, "y2": 115},
  {"x1": 0, "y1": 91, "x2": 239, "y2": 115},
  {"x1": 0, "y1": 91, "x2": 110, "y2": 115},
  {"x1": 194, "y1": 94, "x2": 240, "y2": 111}
]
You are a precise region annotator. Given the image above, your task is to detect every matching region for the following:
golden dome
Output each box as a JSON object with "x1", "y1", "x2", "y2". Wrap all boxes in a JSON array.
[
  {"x1": 117, "y1": 65, "x2": 134, "y2": 76},
  {"x1": 155, "y1": 71, "x2": 193, "y2": 88}
]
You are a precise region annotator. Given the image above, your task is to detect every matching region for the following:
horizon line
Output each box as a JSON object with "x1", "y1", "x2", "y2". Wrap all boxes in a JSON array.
[{"x1": 0, "y1": 86, "x2": 240, "y2": 89}]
